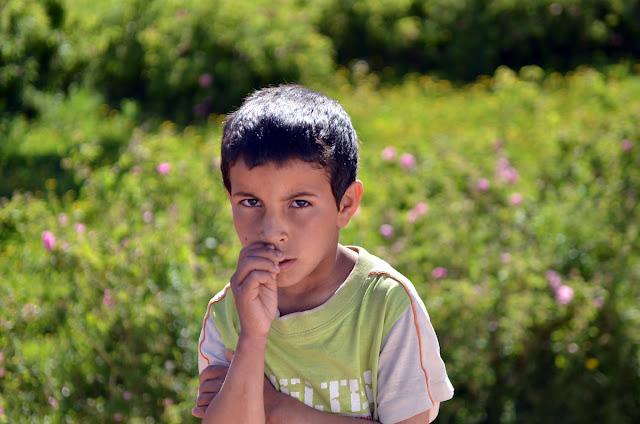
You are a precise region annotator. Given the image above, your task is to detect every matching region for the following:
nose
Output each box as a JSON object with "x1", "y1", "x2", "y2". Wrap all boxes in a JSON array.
[{"x1": 259, "y1": 212, "x2": 288, "y2": 246}]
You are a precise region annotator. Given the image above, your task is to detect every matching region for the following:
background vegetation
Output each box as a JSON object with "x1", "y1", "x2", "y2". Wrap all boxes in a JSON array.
[{"x1": 1, "y1": 0, "x2": 639, "y2": 423}]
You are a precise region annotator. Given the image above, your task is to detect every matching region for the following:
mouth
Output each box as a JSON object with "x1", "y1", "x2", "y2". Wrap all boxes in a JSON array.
[{"x1": 278, "y1": 258, "x2": 296, "y2": 269}]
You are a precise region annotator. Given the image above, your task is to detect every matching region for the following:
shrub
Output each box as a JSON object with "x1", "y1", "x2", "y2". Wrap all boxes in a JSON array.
[{"x1": 1, "y1": 68, "x2": 639, "y2": 423}]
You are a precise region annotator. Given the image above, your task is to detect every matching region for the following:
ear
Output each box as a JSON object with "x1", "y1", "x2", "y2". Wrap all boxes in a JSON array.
[{"x1": 337, "y1": 180, "x2": 363, "y2": 228}]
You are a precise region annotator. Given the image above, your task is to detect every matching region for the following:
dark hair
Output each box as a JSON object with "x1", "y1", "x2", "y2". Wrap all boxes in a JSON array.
[{"x1": 220, "y1": 84, "x2": 359, "y2": 209}]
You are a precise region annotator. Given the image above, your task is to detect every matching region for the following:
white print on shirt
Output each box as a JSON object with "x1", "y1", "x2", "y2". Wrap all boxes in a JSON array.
[{"x1": 269, "y1": 370, "x2": 374, "y2": 416}]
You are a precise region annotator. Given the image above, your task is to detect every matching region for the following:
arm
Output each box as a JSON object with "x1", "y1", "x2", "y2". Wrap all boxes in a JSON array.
[
  {"x1": 266, "y1": 389, "x2": 377, "y2": 424},
  {"x1": 200, "y1": 243, "x2": 282, "y2": 424},
  {"x1": 196, "y1": 356, "x2": 438, "y2": 424},
  {"x1": 202, "y1": 334, "x2": 268, "y2": 423},
  {"x1": 268, "y1": 390, "x2": 434, "y2": 423}
]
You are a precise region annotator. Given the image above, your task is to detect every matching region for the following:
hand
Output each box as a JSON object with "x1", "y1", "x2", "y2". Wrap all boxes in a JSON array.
[
  {"x1": 192, "y1": 364, "x2": 228, "y2": 418},
  {"x1": 231, "y1": 242, "x2": 282, "y2": 338},
  {"x1": 192, "y1": 350, "x2": 234, "y2": 419},
  {"x1": 192, "y1": 350, "x2": 284, "y2": 421}
]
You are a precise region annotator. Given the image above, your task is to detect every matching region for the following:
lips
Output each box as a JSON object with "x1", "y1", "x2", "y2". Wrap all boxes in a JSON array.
[{"x1": 278, "y1": 258, "x2": 296, "y2": 269}]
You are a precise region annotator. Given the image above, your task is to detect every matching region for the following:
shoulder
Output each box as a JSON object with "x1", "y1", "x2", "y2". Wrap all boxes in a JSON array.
[
  {"x1": 204, "y1": 284, "x2": 234, "y2": 315},
  {"x1": 200, "y1": 284, "x2": 239, "y2": 341},
  {"x1": 360, "y1": 247, "x2": 423, "y2": 305},
  {"x1": 354, "y1": 246, "x2": 424, "y2": 332}
]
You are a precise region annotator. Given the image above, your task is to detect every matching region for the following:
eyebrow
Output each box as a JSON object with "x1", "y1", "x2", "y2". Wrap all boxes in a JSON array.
[{"x1": 232, "y1": 191, "x2": 319, "y2": 200}]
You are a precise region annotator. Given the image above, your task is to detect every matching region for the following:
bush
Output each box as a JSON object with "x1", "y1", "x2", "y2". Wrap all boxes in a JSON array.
[
  {"x1": 1, "y1": 67, "x2": 639, "y2": 422},
  {"x1": 0, "y1": 87, "x2": 136, "y2": 198},
  {"x1": 4, "y1": 0, "x2": 639, "y2": 123},
  {"x1": 0, "y1": 0, "x2": 78, "y2": 115},
  {"x1": 62, "y1": 0, "x2": 334, "y2": 121},
  {"x1": 318, "y1": 0, "x2": 640, "y2": 80}
]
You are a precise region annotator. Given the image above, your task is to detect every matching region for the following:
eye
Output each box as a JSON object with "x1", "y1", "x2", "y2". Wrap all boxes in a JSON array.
[
  {"x1": 292, "y1": 199, "x2": 311, "y2": 208},
  {"x1": 240, "y1": 198, "x2": 261, "y2": 208}
]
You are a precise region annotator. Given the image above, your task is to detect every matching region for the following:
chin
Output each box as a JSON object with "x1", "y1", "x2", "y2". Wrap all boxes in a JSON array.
[{"x1": 275, "y1": 277, "x2": 295, "y2": 288}]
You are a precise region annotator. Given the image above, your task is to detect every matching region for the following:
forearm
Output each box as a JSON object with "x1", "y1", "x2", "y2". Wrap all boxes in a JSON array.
[
  {"x1": 203, "y1": 334, "x2": 267, "y2": 424},
  {"x1": 268, "y1": 392, "x2": 380, "y2": 424}
]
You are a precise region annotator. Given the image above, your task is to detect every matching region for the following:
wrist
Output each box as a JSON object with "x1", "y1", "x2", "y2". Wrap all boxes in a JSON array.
[{"x1": 237, "y1": 332, "x2": 269, "y2": 351}]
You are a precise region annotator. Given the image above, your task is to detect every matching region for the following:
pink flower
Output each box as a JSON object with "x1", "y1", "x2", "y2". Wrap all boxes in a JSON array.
[
  {"x1": 381, "y1": 147, "x2": 397, "y2": 161},
  {"x1": 399, "y1": 153, "x2": 416, "y2": 170},
  {"x1": 42, "y1": 231, "x2": 56, "y2": 252},
  {"x1": 48, "y1": 396, "x2": 59, "y2": 409},
  {"x1": 163, "y1": 398, "x2": 174, "y2": 407},
  {"x1": 492, "y1": 140, "x2": 504, "y2": 152},
  {"x1": 432, "y1": 267, "x2": 448, "y2": 279},
  {"x1": 103, "y1": 289, "x2": 115, "y2": 309},
  {"x1": 555, "y1": 285, "x2": 574, "y2": 305},
  {"x1": 546, "y1": 270, "x2": 562, "y2": 290},
  {"x1": 496, "y1": 157, "x2": 519, "y2": 184},
  {"x1": 379, "y1": 224, "x2": 394, "y2": 238},
  {"x1": 510, "y1": 193, "x2": 523, "y2": 206},
  {"x1": 156, "y1": 162, "x2": 171, "y2": 175},
  {"x1": 501, "y1": 252, "x2": 512, "y2": 264},
  {"x1": 199, "y1": 73, "x2": 213, "y2": 88},
  {"x1": 476, "y1": 178, "x2": 490, "y2": 192},
  {"x1": 622, "y1": 139, "x2": 632, "y2": 152},
  {"x1": 0, "y1": 367, "x2": 4, "y2": 378},
  {"x1": 413, "y1": 201, "x2": 428, "y2": 215},
  {"x1": 143, "y1": 211, "x2": 154, "y2": 223},
  {"x1": 58, "y1": 213, "x2": 69, "y2": 226},
  {"x1": 123, "y1": 391, "x2": 132, "y2": 401},
  {"x1": 75, "y1": 223, "x2": 86, "y2": 233},
  {"x1": 407, "y1": 201, "x2": 429, "y2": 223},
  {"x1": 114, "y1": 413, "x2": 124, "y2": 422}
]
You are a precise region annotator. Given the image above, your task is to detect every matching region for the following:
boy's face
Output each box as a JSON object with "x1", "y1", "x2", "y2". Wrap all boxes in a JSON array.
[{"x1": 227, "y1": 158, "x2": 361, "y2": 290}]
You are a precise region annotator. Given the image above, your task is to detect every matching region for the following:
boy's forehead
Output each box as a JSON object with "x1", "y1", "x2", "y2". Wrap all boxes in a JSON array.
[{"x1": 229, "y1": 159, "x2": 331, "y2": 192}]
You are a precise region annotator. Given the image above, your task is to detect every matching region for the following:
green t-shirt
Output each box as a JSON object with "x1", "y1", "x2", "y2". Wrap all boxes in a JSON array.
[{"x1": 198, "y1": 246, "x2": 453, "y2": 421}]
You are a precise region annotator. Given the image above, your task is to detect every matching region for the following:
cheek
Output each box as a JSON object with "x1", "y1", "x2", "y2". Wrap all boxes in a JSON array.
[
  {"x1": 296, "y1": 208, "x2": 336, "y2": 230},
  {"x1": 232, "y1": 211, "x2": 253, "y2": 245}
]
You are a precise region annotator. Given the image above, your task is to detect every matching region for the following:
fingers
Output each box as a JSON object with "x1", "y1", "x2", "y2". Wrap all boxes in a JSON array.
[
  {"x1": 193, "y1": 365, "x2": 229, "y2": 418},
  {"x1": 197, "y1": 378, "x2": 224, "y2": 400},
  {"x1": 235, "y1": 244, "x2": 284, "y2": 280},
  {"x1": 238, "y1": 242, "x2": 284, "y2": 263},
  {"x1": 192, "y1": 406, "x2": 206, "y2": 418},
  {"x1": 232, "y1": 258, "x2": 280, "y2": 289},
  {"x1": 232, "y1": 270, "x2": 278, "y2": 300},
  {"x1": 198, "y1": 364, "x2": 229, "y2": 384}
]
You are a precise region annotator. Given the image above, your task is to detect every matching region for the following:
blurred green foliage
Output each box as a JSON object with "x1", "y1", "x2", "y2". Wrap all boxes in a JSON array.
[
  {"x1": 2, "y1": 0, "x2": 639, "y2": 122},
  {"x1": 1, "y1": 0, "x2": 640, "y2": 422},
  {"x1": 1, "y1": 67, "x2": 639, "y2": 422},
  {"x1": 319, "y1": 0, "x2": 640, "y2": 80}
]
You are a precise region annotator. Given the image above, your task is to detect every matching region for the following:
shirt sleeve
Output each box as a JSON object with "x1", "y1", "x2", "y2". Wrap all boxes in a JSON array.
[
  {"x1": 197, "y1": 303, "x2": 231, "y2": 374},
  {"x1": 377, "y1": 297, "x2": 454, "y2": 423}
]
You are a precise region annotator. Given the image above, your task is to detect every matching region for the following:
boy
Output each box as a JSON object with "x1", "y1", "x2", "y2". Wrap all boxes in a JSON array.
[{"x1": 193, "y1": 85, "x2": 454, "y2": 423}]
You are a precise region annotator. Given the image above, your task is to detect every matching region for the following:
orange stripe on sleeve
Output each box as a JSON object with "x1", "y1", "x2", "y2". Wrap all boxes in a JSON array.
[
  {"x1": 198, "y1": 285, "x2": 231, "y2": 366},
  {"x1": 370, "y1": 272, "x2": 436, "y2": 408}
]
